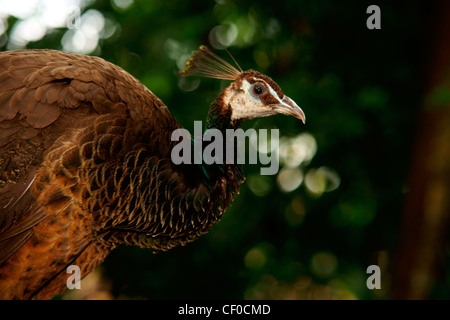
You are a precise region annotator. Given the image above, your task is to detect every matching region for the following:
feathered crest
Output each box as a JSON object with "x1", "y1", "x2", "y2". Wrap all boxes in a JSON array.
[{"x1": 179, "y1": 45, "x2": 242, "y2": 80}]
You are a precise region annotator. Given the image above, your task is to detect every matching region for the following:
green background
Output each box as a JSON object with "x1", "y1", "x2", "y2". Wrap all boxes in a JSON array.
[{"x1": 1, "y1": 0, "x2": 447, "y2": 299}]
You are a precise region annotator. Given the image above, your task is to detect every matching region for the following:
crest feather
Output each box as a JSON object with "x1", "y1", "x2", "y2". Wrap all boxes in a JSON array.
[{"x1": 179, "y1": 45, "x2": 242, "y2": 80}]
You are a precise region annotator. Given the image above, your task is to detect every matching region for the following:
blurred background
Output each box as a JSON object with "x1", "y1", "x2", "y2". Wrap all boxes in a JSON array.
[{"x1": 1, "y1": 0, "x2": 449, "y2": 299}]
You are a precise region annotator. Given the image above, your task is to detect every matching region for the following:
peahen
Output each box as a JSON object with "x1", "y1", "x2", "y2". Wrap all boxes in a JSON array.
[{"x1": 0, "y1": 46, "x2": 305, "y2": 299}]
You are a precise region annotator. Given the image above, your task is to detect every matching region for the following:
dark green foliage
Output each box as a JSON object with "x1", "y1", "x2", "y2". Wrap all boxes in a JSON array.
[{"x1": 1, "y1": 0, "x2": 437, "y2": 299}]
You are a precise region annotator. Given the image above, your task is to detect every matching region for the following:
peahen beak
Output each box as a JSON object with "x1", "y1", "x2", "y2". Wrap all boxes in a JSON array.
[{"x1": 273, "y1": 96, "x2": 306, "y2": 124}]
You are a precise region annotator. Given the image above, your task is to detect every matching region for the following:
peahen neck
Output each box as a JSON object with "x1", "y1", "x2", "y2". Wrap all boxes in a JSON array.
[
  {"x1": 205, "y1": 90, "x2": 241, "y2": 131},
  {"x1": 199, "y1": 90, "x2": 245, "y2": 188}
]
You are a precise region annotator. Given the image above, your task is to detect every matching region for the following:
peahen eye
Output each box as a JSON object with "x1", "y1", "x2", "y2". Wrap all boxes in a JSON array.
[{"x1": 251, "y1": 83, "x2": 265, "y2": 96}]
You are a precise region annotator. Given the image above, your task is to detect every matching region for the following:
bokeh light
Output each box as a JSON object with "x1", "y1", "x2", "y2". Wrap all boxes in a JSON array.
[
  {"x1": 279, "y1": 133, "x2": 317, "y2": 168},
  {"x1": 0, "y1": 0, "x2": 438, "y2": 301},
  {"x1": 277, "y1": 167, "x2": 303, "y2": 192}
]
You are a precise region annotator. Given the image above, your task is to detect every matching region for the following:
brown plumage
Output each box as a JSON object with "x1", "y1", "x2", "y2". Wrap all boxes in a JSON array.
[{"x1": 0, "y1": 47, "x2": 305, "y2": 299}]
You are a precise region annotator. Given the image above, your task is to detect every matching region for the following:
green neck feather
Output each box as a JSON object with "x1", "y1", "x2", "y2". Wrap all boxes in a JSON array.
[{"x1": 199, "y1": 96, "x2": 244, "y2": 188}]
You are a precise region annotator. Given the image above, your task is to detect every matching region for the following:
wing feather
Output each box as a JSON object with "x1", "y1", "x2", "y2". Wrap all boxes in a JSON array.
[{"x1": 0, "y1": 49, "x2": 179, "y2": 265}]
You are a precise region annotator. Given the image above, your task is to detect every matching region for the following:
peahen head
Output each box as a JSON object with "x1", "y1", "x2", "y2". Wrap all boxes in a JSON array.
[{"x1": 180, "y1": 45, "x2": 305, "y2": 128}]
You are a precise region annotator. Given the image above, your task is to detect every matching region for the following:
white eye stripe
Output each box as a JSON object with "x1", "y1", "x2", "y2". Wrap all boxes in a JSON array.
[
  {"x1": 267, "y1": 83, "x2": 281, "y2": 101},
  {"x1": 248, "y1": 78, "x2": 282, "y2": 102},
  {"x1": 241, "y1": 79, "x2": 282, "y2": 102}
]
